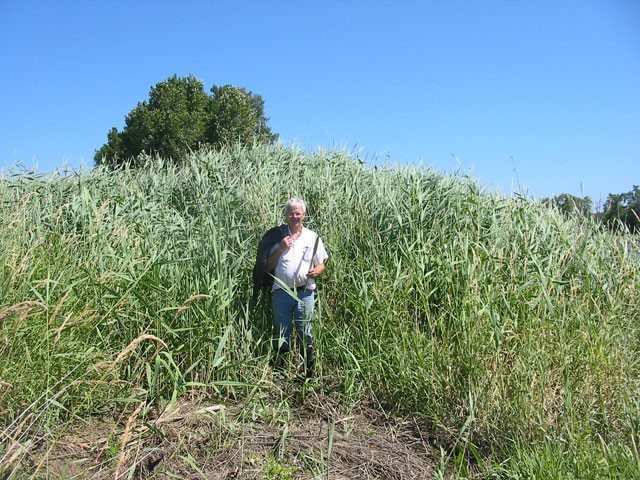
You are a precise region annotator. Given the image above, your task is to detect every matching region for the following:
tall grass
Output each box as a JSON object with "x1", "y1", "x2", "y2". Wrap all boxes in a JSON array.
[{"x1": 1, "y1": 145, "x2": 638, "y2": 477}]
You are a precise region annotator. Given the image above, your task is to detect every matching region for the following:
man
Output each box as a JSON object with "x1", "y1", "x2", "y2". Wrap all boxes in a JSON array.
[{"x1": 264, "y1": 197, "x2": 328, "y2": 377}]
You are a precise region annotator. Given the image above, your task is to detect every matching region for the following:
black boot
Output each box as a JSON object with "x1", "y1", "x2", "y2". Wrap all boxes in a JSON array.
[
  {"x1": 272, "y1": 354, "x2": 285, "y2": 371},
  {"x1": 304, "y1": 346, "x2": 316, "y2": 378},
  {"x1": 271, "y1": 344, "x2": 289, "y2": 372}
]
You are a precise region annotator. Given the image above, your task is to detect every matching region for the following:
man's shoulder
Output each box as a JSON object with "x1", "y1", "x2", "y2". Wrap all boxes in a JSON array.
[
  {"x1": 260, "y1": 224, "x2": 287, "y2": 245},
  {"x1": 266, "y1": 224, "x2": 287, "y2": 235},
  {"x1": 301, "y1": 227, "x2": 320, "y2": 239}
]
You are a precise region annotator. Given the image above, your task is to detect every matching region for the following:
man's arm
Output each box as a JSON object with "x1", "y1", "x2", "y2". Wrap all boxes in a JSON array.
[
  {"x1": 307, "y1": 263, "x2": 325, "y2": 278},
  {"x1": 265, "y1": 236, "x2": 292, "y2": 272}
]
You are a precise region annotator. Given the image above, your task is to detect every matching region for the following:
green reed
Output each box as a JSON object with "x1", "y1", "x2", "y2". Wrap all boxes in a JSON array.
[{"x1": 1, "y1": 145, "x2": 638, "y2": 477}]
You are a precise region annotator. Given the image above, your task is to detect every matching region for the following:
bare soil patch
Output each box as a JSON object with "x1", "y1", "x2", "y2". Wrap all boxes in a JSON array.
[{"x1": 16, "y1": 386, "x2": 439, "y2": 479}]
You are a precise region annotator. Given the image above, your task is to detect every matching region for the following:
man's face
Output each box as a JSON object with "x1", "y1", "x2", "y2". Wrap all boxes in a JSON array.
[{"x1": 286, "y1": 205, "x2": 306, "y2": 228}]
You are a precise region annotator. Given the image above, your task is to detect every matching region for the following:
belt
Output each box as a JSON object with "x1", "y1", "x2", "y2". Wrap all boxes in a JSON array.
[{"x1": 296, "y1": 286, "x2": 311, "y2": 292}]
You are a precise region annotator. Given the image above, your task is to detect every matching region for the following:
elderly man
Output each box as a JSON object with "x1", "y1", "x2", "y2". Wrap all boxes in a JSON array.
[{"x1": 264, "y1": 197, "x2": 328, "y2": 377}]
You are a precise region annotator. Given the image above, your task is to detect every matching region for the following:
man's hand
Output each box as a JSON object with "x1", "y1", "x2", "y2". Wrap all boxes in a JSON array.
[
  {"x1": 307, "y1": 263, "x2": 325, "y2": 278},
  {"x1": 281, "y1": 236, "x2": 294, "y2": 249}
]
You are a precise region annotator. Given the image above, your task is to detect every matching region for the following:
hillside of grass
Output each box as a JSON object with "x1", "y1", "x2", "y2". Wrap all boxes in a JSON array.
[{"x1": 1, "y1": 145, "x2": 639, "y2": 478}]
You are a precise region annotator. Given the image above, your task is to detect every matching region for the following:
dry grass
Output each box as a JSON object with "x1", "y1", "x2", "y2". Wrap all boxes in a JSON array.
[
  {"x1": 23, "y1": 391, "x2": 438, "y2": 480},
  {"x1": 91, "y1": 334, "x2": 168, "y2": 373}
]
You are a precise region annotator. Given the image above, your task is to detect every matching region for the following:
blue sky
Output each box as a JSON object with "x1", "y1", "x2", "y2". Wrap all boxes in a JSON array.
[{"x1": 1, "y1": 1, "x2": 638, "y2": 208}]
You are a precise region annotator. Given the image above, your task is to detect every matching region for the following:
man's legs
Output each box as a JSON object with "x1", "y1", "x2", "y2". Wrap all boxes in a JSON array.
[
  {"x1": 272, "y1": 289, "x2": 294, "y2": 368},
  {"x1": 293, "y1": 290, "x2": 315, "y2": 377},
  {"x1": 271, "y1": 288, "x2": 316, "y2": 376}
]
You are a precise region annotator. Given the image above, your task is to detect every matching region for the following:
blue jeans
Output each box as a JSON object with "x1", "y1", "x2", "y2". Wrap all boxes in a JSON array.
[{"x1": 272, "y1": 287, "x2": 314, "y2": 354}]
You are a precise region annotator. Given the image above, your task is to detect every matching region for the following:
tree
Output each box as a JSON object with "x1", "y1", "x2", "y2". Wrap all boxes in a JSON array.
[
  {"x1": 601, "y1": 185, "x2": 640, "y2": 233},
  {"x1": 208, "y1": 85, "x2": 277, "y2": 148},
  {"x1": 94, "y1": 75, "x2": 277, "y2": 167},
  {"x1": 94, "y1": 128, "x2": 124, "y2": 168},
  {"x1": 542, "y1": 193, "x2": 592, "y2": 217}
]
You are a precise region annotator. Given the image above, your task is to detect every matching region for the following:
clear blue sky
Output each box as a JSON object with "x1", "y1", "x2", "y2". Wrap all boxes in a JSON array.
[{"x1": 1, "y1": 1, "x2": 638, "y2": 208}]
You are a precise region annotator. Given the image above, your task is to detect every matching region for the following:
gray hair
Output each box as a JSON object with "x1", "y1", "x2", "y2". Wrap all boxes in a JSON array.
[{"x1": 285, "y1": 197, "x2": 307, "y2": 214}]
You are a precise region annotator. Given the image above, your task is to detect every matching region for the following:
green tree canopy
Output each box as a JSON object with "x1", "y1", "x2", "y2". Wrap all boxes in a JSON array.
[
  {"x1": 95, "y1": 75, "x2": 278, "y2": 167},
  {"x1": 208, "y1": 85, "x2": 274, "y2": 147},
  {"x1": 601, "y1": 185, "x2": 639, "y2": 233},
  {"x1": 542, "y1": 193, "x2": 592, "y2": 217}
]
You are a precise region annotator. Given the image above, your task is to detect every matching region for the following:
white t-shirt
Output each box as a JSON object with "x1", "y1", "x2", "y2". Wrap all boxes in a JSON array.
[{"x1": 271, "y1": 227, "x2": 328, "y2": 291}]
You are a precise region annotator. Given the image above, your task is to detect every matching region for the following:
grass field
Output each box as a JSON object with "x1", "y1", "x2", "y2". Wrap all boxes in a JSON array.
[{"x1": 1, "y1": 145, "x2": 639, "y2": 478}]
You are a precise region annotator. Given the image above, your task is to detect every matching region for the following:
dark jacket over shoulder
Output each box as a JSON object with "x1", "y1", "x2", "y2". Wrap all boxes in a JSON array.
[{"x1": 252, "y1": 224, "x2": 287, "y2": 304}]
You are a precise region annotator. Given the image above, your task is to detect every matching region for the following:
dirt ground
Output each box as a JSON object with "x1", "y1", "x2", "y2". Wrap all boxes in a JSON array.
[{"x1": 13, "y1": 384, "x2": 442, "y2": 479}]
